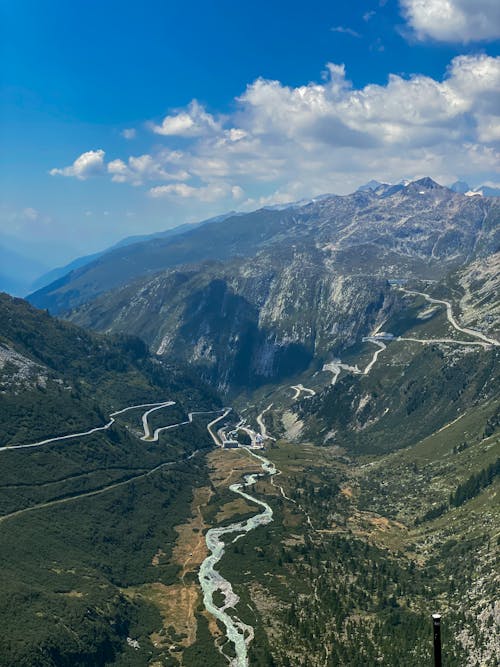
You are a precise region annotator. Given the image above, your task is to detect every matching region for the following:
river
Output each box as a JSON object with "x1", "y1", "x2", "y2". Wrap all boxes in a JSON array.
[{"x1": 198, "y1": 449, "x2": 276, "y2": 666}]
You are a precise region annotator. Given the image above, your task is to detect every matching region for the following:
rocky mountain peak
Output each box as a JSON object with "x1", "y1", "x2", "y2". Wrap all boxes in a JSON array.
[{"x1": 407, "y1": 176, "x2": 443, "y2": 191}]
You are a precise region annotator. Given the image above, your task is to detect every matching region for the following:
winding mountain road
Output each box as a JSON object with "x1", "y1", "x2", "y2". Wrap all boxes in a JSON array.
[
  {"x1": 322, "y1": 338, "x2": 385, "y2": 386},
  {"x1": 196, "y1": 286, "x2": 499, "y2": 663},
  {"x1": 1, "y1": 400, "x2": 228, "y2": 453},
  {"x1": 290, "y1": 384, "x2": 316, "y2": 399},
  {"x1": 0, "y1": 403, "x2": 227, "y2": 522},
  {"x1": 362, "y1": 339, "x2": 386, "y2": 374},
  {"x1": 3, "y1": 283, "x2": 497, "y2": 663},
  {"x1": 399, "y1": 288, "x2": 499, "y2": 347},
  {"x1": 0, "y1": 400, "x2": 175, "y2": 453},
  {"x1": 207, "y1": 409, "x2": 232, "y2": 446},
  {"x1": 143, "y1": 408, "x2": 229, "y2": 443},
  {"x1": 397, "y1": 336, "x2": 489, "y2": 348}
]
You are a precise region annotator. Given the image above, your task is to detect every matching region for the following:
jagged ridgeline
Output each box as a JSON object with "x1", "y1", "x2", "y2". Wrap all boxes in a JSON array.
[
  {"x1": 0, "y1": 293, "x2": 221, "y2": 666},
  {"x1": 29, "y1": 179, "x2": 500, "y2": 393}
]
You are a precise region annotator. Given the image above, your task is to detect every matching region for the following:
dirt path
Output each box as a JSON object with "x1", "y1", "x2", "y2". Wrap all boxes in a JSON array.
[{"x1": 256, "y1": 404, "x2": 275, "y2": 441}]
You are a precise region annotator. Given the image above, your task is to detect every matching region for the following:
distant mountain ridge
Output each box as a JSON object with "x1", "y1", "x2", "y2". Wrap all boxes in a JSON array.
[
  {"x1": 27, "y1": 177, "x2": 500, "y2": 306},
  {"x1": 29, "y1": 177, "x2": 499, "y2": 316},
  {"x1": 2, "y1": 178, "x2": 499, "y2": 665},
  {"x1": 30, "y1": 210, "x2": 239, "y2": 293},
  {"x1": 359, "y1": 178, "x2": 500, "y2": 197},
  {"x1": 0, "y1": 241, "x2": 48, "y2": 296},
  {"x1": 32, "y1": 176, "x2": 498, "y2": 393}
]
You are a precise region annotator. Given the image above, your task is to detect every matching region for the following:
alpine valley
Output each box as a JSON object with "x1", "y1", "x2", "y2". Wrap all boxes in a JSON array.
[{"x1": 1, "y1": 179, "x2": 499, "y2": 666}]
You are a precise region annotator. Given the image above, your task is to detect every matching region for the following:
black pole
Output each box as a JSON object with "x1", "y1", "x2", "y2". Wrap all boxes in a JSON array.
[{"x1": 432, "y1": 613, "x2": 442, "y2": 667}]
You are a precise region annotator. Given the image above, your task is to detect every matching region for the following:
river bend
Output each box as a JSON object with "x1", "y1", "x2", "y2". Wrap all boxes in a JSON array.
[{"x1": 198, "y1": 449, "x2": 276, "y2": 666}]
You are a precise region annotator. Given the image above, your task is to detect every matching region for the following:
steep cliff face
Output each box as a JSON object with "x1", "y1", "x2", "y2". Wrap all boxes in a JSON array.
[
  {"x1": 69, "y1": 246, "x2": 394, "y2": 391},
  {"x1": 54, "y1": 179, "x2": 499, "y2": 392},
  {"x1": 29, "y1": 179, "x2": 499, "y2": 314},
  {"x1": 456, "y1": 252, "x2": 500, "y2": 336}
]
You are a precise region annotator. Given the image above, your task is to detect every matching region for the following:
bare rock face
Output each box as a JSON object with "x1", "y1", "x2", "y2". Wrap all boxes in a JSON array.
[
  {"x1": 60, "y1": 179, "x2": 499, "y2": 391},
  {"x1": 457, "y1": 251, "x2": 500, "y2": 336},
  {"x1": 0, "y1": 343, "x2": 50, "y2": 392},
  {"x1": 69, "y1": 248, "x2": 393, "y2": 391},
  {"x1": 31, "y1": 178, "x2": 498, "y2": 313}
]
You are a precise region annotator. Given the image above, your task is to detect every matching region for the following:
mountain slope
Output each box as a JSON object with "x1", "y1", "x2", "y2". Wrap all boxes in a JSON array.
[
  {"x1": 30, "y1": 211, "x2": 238, "y2": 293},
  {"x1": 60, "y1": 179, "x2": 500, "y2": 393},
  {"x1": 2, "y1": 171, "x2": 499, "y2": 665},
  {"x1": 0, "y1": 244, "x2": 48, "y2": 296},
  {"x1": 29, "y1": 179, "x2": 500, "y2": 317},
  {"x1": 0, "y1": 293, "x2": 222, "y2": 666},
  {"x1": 69, "y1": 248, "x2": 393, "y2": 391},
  {"x1": 0, "y1": 292, "x2": 219, "y2": 445}
]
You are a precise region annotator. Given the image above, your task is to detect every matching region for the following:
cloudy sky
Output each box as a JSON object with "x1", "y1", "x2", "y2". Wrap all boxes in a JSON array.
[{"x1": 1, "y1": 0, "x2": 499, "y2": 265}]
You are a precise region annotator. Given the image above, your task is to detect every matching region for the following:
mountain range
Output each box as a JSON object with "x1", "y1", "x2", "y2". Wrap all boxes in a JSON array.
[
  {"x1": 28, "y1": 177, "x2": 499, "y2": 392},
  {"x1": 1, "y1": 176, "x2": 498, "y2": 666}
]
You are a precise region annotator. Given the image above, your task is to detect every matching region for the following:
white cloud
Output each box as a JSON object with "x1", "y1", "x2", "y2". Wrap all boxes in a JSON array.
[
  {"x1": 107, "y1": 153, "x2": 189, "y2": 185},
  {"x1": 22, "y1": 207, "x2": 39, "y2": 221},
  {"x1": 331, "y1": 26, "x2": 361, "y2": 38},
  {"x1": 151, "y1": 100, "x2": 220, "y2": 137},
  {"x1": 121, "y1": 128, "x2": 136, "y2": 139},
  {"x1": 50, "y1": 149, "x2": 105, "y2": 179},
  {"x1": 231, "y1": 185, "x2": 244, "y2": 200},
  {"x1": 149, "y1": 181, "x2": 243, "y2": 203},
  {"x1": 50, "y1": 55, "x2": 500, "y2": 210},
  {"x1": 400, "y1": 0, "x2": 500, "y2": 42}
]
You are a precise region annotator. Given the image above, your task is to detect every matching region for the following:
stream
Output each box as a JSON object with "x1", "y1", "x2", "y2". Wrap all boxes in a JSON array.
[{"x1": 198, "y1": 449, "x2": 276, "y2": 666}]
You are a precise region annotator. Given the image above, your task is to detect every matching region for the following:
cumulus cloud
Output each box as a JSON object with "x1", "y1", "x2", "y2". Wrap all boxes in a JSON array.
[
  {"x1": 175, "y1": 53, "x2": 498, "y2": 199},
  {"x1": 50, "y1": 54, "x2": 500, "y2": 210},
  {"x1": 149, "y1": 181, "x2": 243, "y2": 203},
  {"x1": 400, "y1": 0, "x2": 500, "y2": 42},
  {"x1": 50, "y1": 149, "x2": 105, "y2": 179},
  {"x1": 150, "y1": 100, "x2": 220, "y2": 137},
  {"x1": 107, "y1": 153, "x2": 189, "y2": 185}
]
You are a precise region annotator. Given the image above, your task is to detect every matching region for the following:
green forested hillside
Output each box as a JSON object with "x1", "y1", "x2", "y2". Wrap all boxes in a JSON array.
[
  {"x1": 0, "y1": 293, "x2": 222, "y2": 666},
  {"x1": 0, "y1": 292, "x2": 218, "y2": 446}
]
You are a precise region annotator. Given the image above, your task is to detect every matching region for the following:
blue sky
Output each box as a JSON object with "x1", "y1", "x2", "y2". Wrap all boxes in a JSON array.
[{"x1": 1, "y1": 0, "x2": 499, "y2": 266}]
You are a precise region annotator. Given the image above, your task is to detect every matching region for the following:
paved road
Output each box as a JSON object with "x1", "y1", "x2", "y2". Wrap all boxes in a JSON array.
[
  {"x1": 0, "y1": 401, "x2": 175, "y2": 453},
  {"x1": 397, "y1": 336, "x2": 488, "y2": 348},
  {"x1": 362, "y1": 339, "x2": 386, "y2": 375},
  {"x1": 0, "y1": 402, "x2": 229, "y2": 523},
  {"x1": 290, "y1": 384, "x2": 316, "y2": 399},
  {"x1": 143, "y1": 408, "x2": 228, "y2": 443},
  {"x1": 207, "y1": 408, "x2": 232, "y2": 446},
  {"x1": 399, "y1": 288, "x2": 499, "y2": 347}
]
